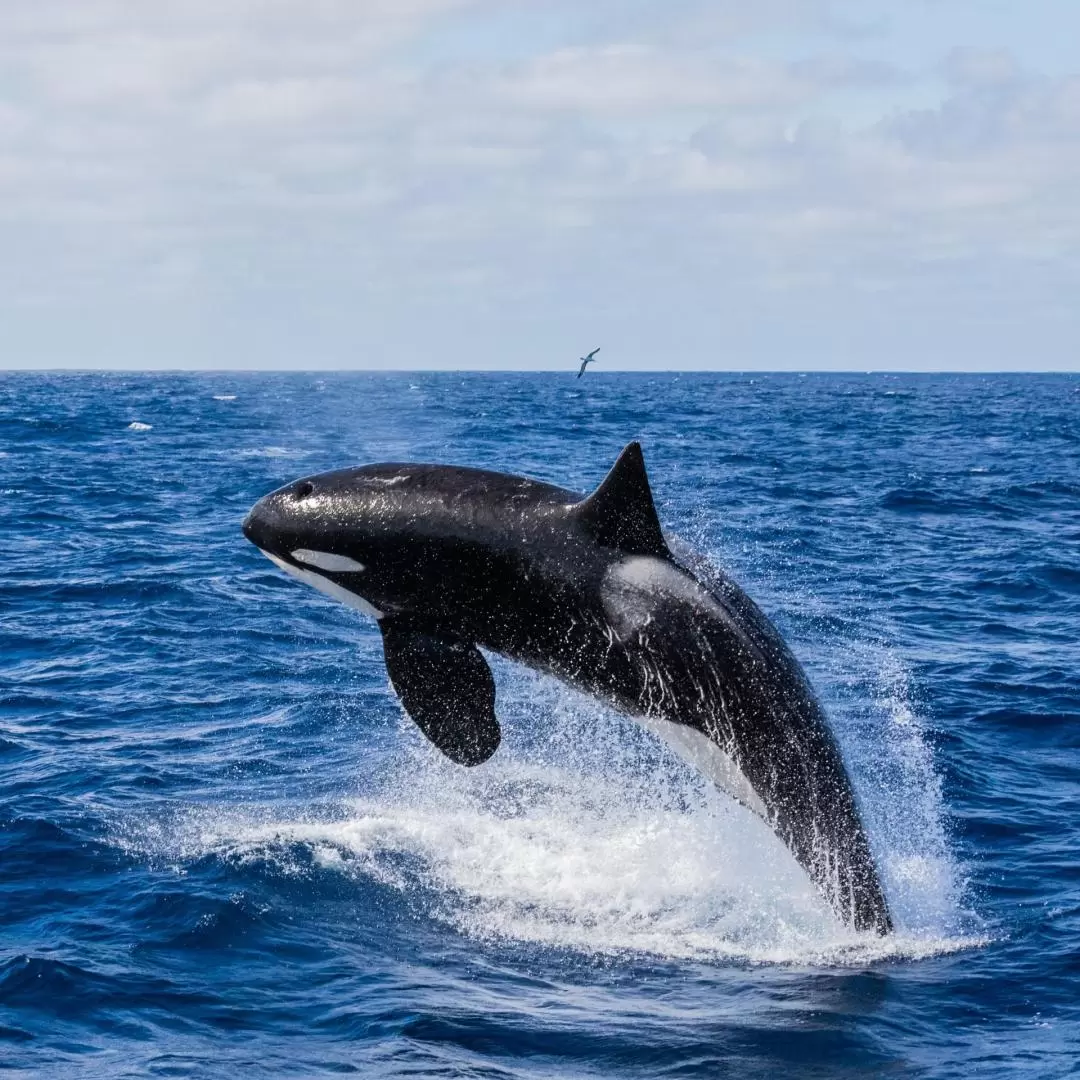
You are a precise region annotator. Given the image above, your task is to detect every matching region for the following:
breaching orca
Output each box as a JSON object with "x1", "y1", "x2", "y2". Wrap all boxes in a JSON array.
[{"x1": 242, "y1": 443, "x2": 892, "y2": 934}]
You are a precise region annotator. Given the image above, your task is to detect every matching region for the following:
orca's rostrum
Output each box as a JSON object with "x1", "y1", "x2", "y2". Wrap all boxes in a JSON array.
[{"x1": 243, "y1": 443, "x2": 892, "y2": 934}]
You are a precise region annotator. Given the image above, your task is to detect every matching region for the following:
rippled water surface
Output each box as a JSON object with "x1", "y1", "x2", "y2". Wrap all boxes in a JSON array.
[{"x1": 1, "y1": 372, "x2": 1077, "y2": 1077}]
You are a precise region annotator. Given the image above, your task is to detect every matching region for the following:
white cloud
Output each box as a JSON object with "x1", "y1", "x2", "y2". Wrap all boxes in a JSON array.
[
  {"x1": 942, "y1": 46, "x2": 1023, "y2": 89},
  {"x1": 500, "y1": 45, "x2": 809, "y2": 112},
  {"x1": 200, "y1": 78, "x2": 369, "y2": 128}
]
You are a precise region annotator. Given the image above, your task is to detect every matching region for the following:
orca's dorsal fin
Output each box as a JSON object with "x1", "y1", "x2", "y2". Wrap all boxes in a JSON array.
[{"x1": 573, "y1": 442, "x2": 668, "y2": 558}]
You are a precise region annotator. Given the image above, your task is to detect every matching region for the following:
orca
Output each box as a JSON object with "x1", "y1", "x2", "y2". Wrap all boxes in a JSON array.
[{"x1": 242, "y1": 443, "x2": 892, "y2": 935}]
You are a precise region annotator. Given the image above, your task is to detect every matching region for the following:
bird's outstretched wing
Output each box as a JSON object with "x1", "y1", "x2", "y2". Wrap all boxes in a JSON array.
[{"x1": 576, "y1": 347, "x2": 600, "y2": 376}]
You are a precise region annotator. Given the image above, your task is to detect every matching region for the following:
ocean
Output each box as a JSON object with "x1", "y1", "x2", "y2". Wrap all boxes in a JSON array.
[{"x1": 1, "y1": 371, "x2": 1077, "y2": 1077}]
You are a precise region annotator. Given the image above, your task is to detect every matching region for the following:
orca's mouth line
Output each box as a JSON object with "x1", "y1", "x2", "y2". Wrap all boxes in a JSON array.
[{"x1": 260, "y1": 550, "x2": 384, "y2": 620}]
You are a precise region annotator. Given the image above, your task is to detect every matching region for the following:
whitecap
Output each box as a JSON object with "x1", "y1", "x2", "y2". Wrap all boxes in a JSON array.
[
  {"x1": 127, "y1": 421, "x2": 152, "y2": 431},
  {"x1": 236, "y1": 447, "x2": 305, "y2": 458}
]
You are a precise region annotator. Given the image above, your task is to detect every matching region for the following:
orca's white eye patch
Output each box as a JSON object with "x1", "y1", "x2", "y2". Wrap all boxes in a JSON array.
[{"x1": 290, "y1": 549, "x2": 366, "y2": 573}]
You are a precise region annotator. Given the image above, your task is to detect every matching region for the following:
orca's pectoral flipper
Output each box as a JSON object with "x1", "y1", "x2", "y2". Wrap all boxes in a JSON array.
[{"x1": 380, "y1": 623, "x2": 501, "y2": 766}]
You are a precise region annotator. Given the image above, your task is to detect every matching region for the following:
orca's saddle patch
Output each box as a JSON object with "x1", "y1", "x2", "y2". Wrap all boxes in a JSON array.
[{"x1": 380, "y1": 623, "x2": 500, "y2": 766}]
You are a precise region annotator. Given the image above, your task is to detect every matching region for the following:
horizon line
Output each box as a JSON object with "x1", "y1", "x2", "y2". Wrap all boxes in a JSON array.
[{"x1": 2, "y1": 367, "x2": 1077, "y2": 376}]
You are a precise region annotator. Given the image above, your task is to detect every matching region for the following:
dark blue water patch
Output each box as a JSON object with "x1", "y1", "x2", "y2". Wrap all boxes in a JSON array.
[
  {"x1": 1032, "y1": 563, "x2": 1080, "y2": 593},
  {"x1": 1, "y1": 372, "x2": 1079, "y2": 1077},
  {"x1": 973, "y1": 708, "x2": 1078, "y2": 734},
  {"x1": 879, "y1": 486, "x2": 1023, "y2": 519}
]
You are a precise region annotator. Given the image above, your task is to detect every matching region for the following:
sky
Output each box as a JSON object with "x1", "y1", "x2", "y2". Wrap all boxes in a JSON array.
[{"x1": 1, "y1": 0, "x2": 1078, "y2": 371}]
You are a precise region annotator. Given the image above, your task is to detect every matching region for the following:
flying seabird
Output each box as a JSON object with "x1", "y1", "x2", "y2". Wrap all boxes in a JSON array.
[{"x1": 576, "y1": 348, "x2": 600, "y2": 378}]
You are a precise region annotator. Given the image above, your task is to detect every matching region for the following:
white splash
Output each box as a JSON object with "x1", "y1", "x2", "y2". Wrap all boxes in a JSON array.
[
  {"x1": 127, "y1": 421, "x2": 152, "y2": 431},
  {"x1": 859, "y1": 653, "x2": 965, "y2": 936},
  {"x1": 120, "y1": 668, "x2": 983, "y2": 967}
]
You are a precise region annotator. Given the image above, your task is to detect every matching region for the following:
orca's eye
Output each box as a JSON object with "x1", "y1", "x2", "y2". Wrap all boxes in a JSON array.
[{"x1": 295, "y1": 481, "x2": 314, "y2": 499}]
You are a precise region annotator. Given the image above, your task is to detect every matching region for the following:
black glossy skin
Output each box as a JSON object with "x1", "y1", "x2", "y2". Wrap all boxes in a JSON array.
[{"x1": 243, "y1": 457, "x2": 893, "y2": 935}]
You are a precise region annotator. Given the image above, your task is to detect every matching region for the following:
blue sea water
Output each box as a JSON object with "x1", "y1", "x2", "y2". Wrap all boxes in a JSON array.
[{"x1": 1, "y1": 371, "x2": 1078, "y2": 1078}]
